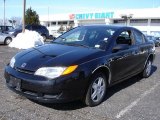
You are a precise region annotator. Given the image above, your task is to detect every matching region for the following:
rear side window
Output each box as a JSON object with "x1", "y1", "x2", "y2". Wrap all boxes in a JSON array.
[{"x1": 134, "y1": 30, "x2": 144, "y2": 44}]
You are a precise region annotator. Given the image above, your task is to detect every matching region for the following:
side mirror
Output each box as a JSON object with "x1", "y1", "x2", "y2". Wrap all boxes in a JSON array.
[
  {"x1": 95, "y1": 40, "x2": 107, "y2": 50},
  {"x1": 112, "y1": 44, "x2": 129, "y2": 53}
]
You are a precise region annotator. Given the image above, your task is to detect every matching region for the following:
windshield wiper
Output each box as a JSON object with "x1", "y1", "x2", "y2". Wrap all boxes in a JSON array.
[
  {"x1": 66, "y1": 43, "x2": 90, "y2": 48},
  {"x1": 51, "y1": 41, "x2": 66, "y2": 45},
  {"x1": 58, "y1": 36, "x2": 67, "y2": 41}
]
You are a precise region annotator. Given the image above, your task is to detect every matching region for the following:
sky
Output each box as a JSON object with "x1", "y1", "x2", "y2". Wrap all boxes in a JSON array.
[{"x1": 0, "y1": 0, "x2": 160, "y2": 19}]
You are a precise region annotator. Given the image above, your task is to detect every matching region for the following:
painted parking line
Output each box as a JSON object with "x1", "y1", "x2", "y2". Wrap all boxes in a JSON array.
[{"x1": 116, "y1": 81, "x2": 160, "y2": 119}]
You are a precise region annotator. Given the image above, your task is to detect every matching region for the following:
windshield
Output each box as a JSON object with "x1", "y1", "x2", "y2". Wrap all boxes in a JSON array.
[{"x1": 54, "y1": 26, "x2": 116, "y2": 49}]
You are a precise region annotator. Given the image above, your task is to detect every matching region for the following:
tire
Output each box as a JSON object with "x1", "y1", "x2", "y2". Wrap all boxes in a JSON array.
[
  {"x1": 142, "y1": 59, "x2": 152, "y2": 78},
  {"x1": 41, "y1": 35, "x2": 47, "y2": 42},
  {"x1": 84, "y1": 72, "x2": 107, "y2": 107},
  {"x1": 4, "y1": 37, "x2": 12, "y2": 45}
]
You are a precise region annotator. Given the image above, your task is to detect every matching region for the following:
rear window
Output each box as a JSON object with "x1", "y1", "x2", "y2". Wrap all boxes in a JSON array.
[{"x1": 134, "y1": 30, "x2": 144, "y2": 44}]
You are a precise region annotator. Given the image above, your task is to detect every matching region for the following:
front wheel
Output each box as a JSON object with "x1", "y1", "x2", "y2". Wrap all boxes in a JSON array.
[
  {"x1": 4, "y1": 37, "x2": 12, "y2": 45},
  {"x1": 142, "y1": 59, "x2": 152, "y2": 78},
  {"x1": 84, "y1": 72, "x2": 107, "y2": 107}
]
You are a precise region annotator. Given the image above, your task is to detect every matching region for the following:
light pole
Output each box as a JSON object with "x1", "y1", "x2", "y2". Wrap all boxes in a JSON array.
[
  {"x1": 121, "y1": 14, "x2": 133, "y2": 26},
  {"x1": 48, "y1": 6, "x2": 50, "y2": 27},
  {"x1": 3, "y1": 0, "x2": 5, "y2": 26},
  {"x1": 22, "y1": 0, "x2": 26, "y2": 33}
]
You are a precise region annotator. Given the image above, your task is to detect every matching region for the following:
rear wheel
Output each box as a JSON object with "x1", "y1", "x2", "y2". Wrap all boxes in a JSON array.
[
  {"x1": 142, "y1": 59, "x2": 152, "y2": 78},
  {"x1": 84, "y1": 72, "x2": 107, "y2": 107},
  {"x1": 4, "y1": 37, "x2": 12, "y2": 45}
]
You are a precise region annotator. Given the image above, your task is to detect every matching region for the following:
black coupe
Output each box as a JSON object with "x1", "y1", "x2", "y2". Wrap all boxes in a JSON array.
[{"x1": 5, "y1": 25, "x2": 155, "y2": 106}]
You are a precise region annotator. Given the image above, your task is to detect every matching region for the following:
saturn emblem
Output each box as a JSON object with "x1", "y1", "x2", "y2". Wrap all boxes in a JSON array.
[{"x1": 21, "y1": 63, "x2": 27, "y2": 68}]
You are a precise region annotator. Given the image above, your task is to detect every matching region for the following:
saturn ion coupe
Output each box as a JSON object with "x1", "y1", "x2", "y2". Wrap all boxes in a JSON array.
[{"x1": 4, "y1": 25, "x2": 155, "y2": 106}]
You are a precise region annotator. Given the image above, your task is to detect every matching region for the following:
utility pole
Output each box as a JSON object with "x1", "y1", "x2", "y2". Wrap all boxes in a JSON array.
[
  {"x1": 3, "y1": 0, "x2": 5, "y2": 26},
  {"x1": 22, "y1": 0, "x2": 26, "y2": 33}
]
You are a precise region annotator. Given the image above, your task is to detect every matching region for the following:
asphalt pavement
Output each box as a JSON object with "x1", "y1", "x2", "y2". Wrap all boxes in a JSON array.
[{"x1": 0, "y1": 45, "x2": 160, "y2": 120}]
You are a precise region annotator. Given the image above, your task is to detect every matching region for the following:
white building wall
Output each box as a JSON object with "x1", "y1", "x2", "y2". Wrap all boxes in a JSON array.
[{"x1": 40, "y1": 8, "x2": 160, "y2": 37}]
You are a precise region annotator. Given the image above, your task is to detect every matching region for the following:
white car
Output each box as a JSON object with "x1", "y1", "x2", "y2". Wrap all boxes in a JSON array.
[{"x1": 0, "y1": 32, "x2": 13, "y2": 45}]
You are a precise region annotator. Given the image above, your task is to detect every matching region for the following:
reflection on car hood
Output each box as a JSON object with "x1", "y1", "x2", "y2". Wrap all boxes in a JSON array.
[{"x1": 14, "y1": 44, "x2": 105, "y2": 71}]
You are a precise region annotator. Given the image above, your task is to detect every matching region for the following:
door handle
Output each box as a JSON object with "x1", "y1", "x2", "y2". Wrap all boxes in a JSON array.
[{"x1": 109, "y1": 56, "x2": 123, "y2": 61}]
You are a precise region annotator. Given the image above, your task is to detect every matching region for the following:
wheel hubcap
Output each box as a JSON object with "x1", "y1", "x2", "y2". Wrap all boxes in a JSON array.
[
  {"x1": 6, "y1": 39, "x2": 11, "y2": 44},
  {"x1": 146, "y1": 61, "x2": 152, "y2": 76},
  {"x1": 91, "y1": 77, "x2": 105, "y2": 102}
]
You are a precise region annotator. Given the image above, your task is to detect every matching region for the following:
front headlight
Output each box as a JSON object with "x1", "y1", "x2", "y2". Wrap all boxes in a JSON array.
[
  {"x1": 34, "y1": 65, "x2": 78, "y2": 79},
  {"x1": 10, "y1": 57, "x2": 15, "y2": 68}
]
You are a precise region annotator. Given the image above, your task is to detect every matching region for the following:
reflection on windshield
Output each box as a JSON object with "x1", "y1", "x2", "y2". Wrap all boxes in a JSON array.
[{"x1": 54, "y1": 26, "x2": 116, "y2": 49}]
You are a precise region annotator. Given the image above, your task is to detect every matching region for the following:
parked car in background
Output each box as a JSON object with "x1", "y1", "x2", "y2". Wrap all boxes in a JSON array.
[
  {"x1": 155, "y1": 37, "x2": 160, "y2": 40},
  {"x1": 146, "y1": 35, "x2": 160, "y2": 47},
  {"x1": 0, "y1": 32, "x2": 13, "y2": 45},
  {"x1": 0, "y1": 26, "x2": 14, "y2": 33},
  {"x1": 5, "y1": 25, "x2": 155, "y2": 106},
  {"x1": 7, "y1": 25, "x2": 50, "y2": 41}
]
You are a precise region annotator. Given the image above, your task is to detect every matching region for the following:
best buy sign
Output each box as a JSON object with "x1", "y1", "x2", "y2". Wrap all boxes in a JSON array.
[{"x1": 69, "y1": 12, "x2": 114, "y2": 20}]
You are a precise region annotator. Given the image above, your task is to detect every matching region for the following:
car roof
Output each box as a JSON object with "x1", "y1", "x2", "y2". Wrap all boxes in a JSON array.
[
  {"x1": 80, "y1": 24, "x2": 136, "y2": 30},
  {"x1": 146, "y1": 35, "x2": 155, "y2": 37}
]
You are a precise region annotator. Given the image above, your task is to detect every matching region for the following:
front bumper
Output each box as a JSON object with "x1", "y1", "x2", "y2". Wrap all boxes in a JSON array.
[{"x1": 4, "y1": 66, "x2": 87, "y2": 103}]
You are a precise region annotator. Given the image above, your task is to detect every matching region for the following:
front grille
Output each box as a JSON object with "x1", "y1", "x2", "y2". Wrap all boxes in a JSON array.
[
  {"x1": 23, "y1": 89, "x2": 60, "y2": 99},
  {"x1": 14, "y1": 67, "x2": 34, "y2": 74}
]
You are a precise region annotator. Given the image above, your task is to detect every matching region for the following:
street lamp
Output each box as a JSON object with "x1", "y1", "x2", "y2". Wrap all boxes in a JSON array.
[
  {"x1": 22, "y1": 0, "x2": 26, "y2": 33},
  {"x1": 121, "y1": 14, "x2": 133, "y2": 26},
  {"x1": 3, "y1": 0, "x2": 5, "y2": 26},
  {"x1": 48, "y1": 6, "x2": 50, "y2": 27}
]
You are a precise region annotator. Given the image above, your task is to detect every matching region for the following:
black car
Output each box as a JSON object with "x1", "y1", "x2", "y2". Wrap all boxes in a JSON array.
[
  {"x1": 146, "y1": 35, "x2": 160, "y2": 47},
  {"x1": 7, "y1": 25, "x2": 49, "y2": 41},
  {"x1": 4, "y1": 25, "x2": 155, "y2": 106}
]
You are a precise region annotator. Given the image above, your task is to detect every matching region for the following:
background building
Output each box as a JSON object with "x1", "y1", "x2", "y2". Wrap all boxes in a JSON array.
[{"x1": 40, "y1": 8, "x2": 160, "y2": 37}]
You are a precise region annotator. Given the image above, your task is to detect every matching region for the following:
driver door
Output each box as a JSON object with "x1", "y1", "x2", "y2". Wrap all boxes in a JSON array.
[{"x1": 110, "y1": 29, "x2": 139, "y2": 83}]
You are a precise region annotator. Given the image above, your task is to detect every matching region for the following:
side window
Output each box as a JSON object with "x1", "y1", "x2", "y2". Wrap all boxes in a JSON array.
[
  {"x1": 116, "y1": 30, "x2": 132, "y2": 45},
  {"x1": 134, "y1": 30, "x2": 143, "y2": 44},
  {"x1": 8, "y1": 26, "x2": 14, "y2": 31}
]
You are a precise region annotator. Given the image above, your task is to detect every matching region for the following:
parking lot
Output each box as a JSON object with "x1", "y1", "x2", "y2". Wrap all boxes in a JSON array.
[{"x1": 0, "y1": 45, "x2": 160, "y2": 120}]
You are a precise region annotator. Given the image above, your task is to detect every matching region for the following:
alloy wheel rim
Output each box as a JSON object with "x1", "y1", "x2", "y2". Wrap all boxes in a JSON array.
[
  {"x1": 6, "y1": 39, "x2": 11, "y2": 44},
  {"x1": 91, "y1": 77, "x2": 105, "y2": 102},
  {"x1": 146, "y1": 61, "x2": 152, "y2": 76}
]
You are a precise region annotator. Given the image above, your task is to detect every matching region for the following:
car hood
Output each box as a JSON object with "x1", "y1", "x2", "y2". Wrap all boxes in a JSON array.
[{"x1": 14, "y1": 44, "x2": 105, "y2": 71}]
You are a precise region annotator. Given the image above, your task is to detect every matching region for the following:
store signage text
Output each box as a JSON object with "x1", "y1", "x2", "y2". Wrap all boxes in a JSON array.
[{"x1": 69, "y1": 12, "x2": 114, "y2": 20}]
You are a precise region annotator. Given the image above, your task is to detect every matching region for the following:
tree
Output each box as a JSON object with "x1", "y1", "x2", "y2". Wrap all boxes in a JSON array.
[{"x1": 25, "y1": 7, "x2": 40, "y2": 25}]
